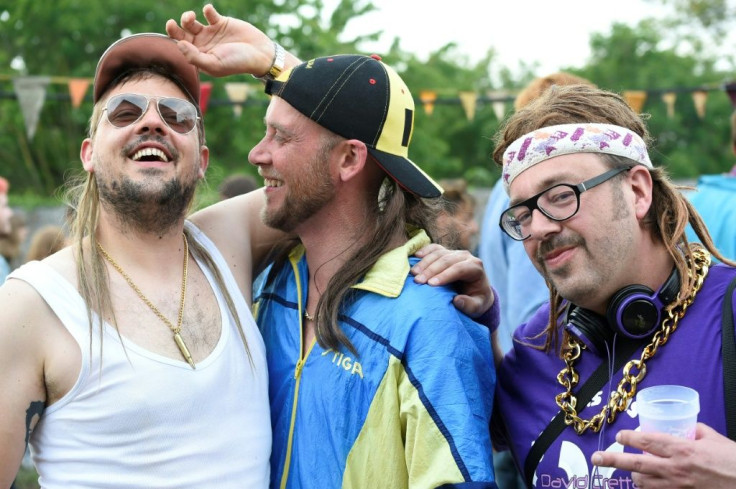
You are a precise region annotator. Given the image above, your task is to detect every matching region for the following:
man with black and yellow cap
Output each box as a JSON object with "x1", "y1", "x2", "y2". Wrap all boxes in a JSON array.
[{"x1": 168, "y1": 5, "x2": 497, "y2": 489}]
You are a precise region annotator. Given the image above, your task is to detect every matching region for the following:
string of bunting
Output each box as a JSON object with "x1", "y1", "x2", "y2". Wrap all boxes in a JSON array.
[{"x1": 1, "y1": 73, "x2": 735, "y2": 140}]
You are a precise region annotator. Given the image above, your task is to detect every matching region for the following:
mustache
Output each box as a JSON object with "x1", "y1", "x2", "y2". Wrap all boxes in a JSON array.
[
  {"x1": 536, "y1": 234, "x2": 584, "y2": 262},
  {"x1": 122, "y1": 135, "x2": 178, "y2": 160}
]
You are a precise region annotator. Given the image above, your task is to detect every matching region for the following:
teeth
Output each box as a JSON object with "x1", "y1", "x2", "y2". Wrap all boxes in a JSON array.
[
  {"x1": 264, "y1": 178, "x2": 282, "y2": 188},
  {"x1": 132, "y1": 148, "x2": 169, "y2": 162}
]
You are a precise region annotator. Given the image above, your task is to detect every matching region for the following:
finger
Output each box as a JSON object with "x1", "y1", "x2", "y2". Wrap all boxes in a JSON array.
[
  {"x1": 413, "y1": 243, "x2": 443, "y2": 258},
  {"x1": 203, "y1": 3, "x2": 223, "y2": 26},
  {"x1": 165, "y1": 19, "x2": 184, "y2": 40},
  {"x1": 616, "y1": 430, "x2": 682, "y2": 457},
  {"x1": 410, "y1": 245, "x2": 446, "y2": 278},
  {"x1": 591, "y1": 451, "x2": 666, "y2": 476},
  {"x1": 453, "y1": 294, "x2": 485, "y2": 317},
  {"x1": 173, "y1": 41, "x2": 211, "y2": 74},
  {"x1": 180, "y1": 10, "x2": 204, "y2": 34},
  {"x1": 694, "y1": 422, "x2": 716, "y2": 439},
  {"x1": 427, "y1": 255, "x2": 483, "y2": 286},
  {"x1": 414, "y1": 255, "x2": 472, "y2": 285}
]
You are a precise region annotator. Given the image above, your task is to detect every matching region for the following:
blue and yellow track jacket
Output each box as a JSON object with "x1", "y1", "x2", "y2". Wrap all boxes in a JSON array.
[{"x1": 255, "y1": 230, "x2": 498, "y2": 489}]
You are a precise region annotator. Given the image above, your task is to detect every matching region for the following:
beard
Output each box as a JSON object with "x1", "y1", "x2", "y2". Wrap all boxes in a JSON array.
[
  {"x1": 97, "y1": 168, "x2": 196, "y2": 234},
  {"x1": 535, "y1": 185, "x2": 632, "y2": 304},
  {"x1": 261, "y1": 148, "x2": 335, "y2": 233}
]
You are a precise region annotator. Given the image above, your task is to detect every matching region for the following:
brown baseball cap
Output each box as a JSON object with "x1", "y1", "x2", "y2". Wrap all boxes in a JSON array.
[{"x1": 93, "y1": 33, "x2": 200, "y2": 105}]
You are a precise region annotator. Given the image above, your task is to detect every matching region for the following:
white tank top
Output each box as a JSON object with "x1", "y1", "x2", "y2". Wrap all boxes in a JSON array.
[{"x1": 10, "y1": 222, "x2": 271, "y2": 489}]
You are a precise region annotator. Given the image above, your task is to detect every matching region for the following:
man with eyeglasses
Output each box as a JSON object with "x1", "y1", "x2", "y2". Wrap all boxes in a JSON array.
[
  {"x1": 489, "y1": 84, "x2": 736, "y2": 488},
  {"x1": 0, "y1": 17, "x2": 493, "y2": 488}
]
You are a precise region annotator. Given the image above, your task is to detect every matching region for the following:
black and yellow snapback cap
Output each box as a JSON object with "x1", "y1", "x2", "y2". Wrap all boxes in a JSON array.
[{"x1": 265, "y1": 54, "x2": 442, "y2": 198}]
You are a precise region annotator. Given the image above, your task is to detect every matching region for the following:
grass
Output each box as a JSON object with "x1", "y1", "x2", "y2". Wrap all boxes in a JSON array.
[{"x1": 13, "y1": 466, "x2": 39, "y2": 489}]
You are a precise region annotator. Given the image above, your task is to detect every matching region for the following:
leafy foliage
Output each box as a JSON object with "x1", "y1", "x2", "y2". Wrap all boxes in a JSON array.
[{"x1": 0, "y1": 0, "x2": 734, "y2": 204}]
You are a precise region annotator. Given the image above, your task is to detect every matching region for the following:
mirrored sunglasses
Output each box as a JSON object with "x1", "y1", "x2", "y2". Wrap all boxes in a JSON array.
[{"x1": 104, "y1": 93, "x2": 200, "y2": 134}]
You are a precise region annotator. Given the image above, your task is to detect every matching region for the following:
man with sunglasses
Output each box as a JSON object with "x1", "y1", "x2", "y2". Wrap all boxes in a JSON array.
[
  {"x1": 0, "y1": 13, "x2": 494, "y2": 489},
  {"x1": 0, "y1": 31, "x2": 283, "y2": 488},
  {"x1": 489, "y1": 84, "x2": 736, "y2": 488}
]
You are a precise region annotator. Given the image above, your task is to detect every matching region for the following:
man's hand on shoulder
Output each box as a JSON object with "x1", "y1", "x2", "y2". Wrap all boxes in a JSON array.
[{"x1": 412, "y1": 243, "x2": 493, "y2": 318}]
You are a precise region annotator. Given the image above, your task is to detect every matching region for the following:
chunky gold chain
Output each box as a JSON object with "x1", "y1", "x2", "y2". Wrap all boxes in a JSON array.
[
  {"x1": 555, "y1": 247, "x2": 711, "y2": 434},
  {"x1": 97, "y1": 234, "x2": 196, "y2": 369}
]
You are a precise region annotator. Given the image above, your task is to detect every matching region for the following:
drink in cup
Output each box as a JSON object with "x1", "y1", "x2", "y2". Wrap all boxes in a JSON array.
[{"x1": 637, "y1": 385, "x2": 700, "y2": 439}]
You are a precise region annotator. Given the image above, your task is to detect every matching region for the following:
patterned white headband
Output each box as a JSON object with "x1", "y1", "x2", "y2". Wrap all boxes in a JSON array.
[{"x1": 501, "y1": 123, "x2": 652, "y2": 193}]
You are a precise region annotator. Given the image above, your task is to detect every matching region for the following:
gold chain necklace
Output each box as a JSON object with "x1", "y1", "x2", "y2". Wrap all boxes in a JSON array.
[
  {"x1": 555, "y1": 247, "x2": 710, "y2": 434},
  {"x1": 96, "y1": 234, "x2": 196, "y2": 370}
]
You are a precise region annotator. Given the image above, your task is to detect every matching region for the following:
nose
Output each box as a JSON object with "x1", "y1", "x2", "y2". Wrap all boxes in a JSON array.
[
  {"x1": 136, "y1": 101, "x2": 168, "y2": 134},
  {"x1": 248, "y1": 137, "x2": 270, "y2": 167},
  {"x1": 526, "y1": 208, "x2": 562, "y2": 241}
]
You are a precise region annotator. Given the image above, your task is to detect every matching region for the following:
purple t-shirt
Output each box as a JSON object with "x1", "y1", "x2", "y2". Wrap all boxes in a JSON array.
[{"x1": 493, "y1": 263, "x2": 736, "y2": 488}]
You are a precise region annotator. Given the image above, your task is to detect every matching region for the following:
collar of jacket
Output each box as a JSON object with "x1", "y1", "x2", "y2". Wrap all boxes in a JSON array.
[{"x1": 288, "y1": 228, "x2": 431, "y2": 299}]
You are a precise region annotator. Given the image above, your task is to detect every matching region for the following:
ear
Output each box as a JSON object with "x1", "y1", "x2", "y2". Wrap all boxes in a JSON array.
[
  {"x1": 198, "y1": 145, "x2": 210, "y2": 179},
  {"x1": 80, "y1": 138, "x2": 94, "y2": 172},
  {"x1": 337, "y1": 140, "x2": 368, "y2": 183},
  {"x1": 629, "y1": 165, "x2": 653, "y2": 220}
]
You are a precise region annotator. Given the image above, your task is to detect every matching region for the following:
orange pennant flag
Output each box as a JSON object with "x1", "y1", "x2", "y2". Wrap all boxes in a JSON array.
[
  {"x1": 692, "y1": 90, "x2": 708, "y2": 119},
  {"x1": 419, "y1": 90, "x2": 437, "y2": 116},
  {"x1": 458, "y1": 91, "x2": 478, "y2": 121},
  {"x1": 661, "y1": 92, "x2": 677, "y2": 118},
  {"x1": 68, "y1": 78, "x2": 90, "y2": 109},
  {"x1": 623, "y1": 91, "x2": 647, "y2": 114}
]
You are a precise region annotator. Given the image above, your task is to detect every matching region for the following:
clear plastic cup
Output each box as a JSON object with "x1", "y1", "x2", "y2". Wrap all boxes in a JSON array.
[{"x1": 637, "y1": 385, "x2": 700, "y2": 439}]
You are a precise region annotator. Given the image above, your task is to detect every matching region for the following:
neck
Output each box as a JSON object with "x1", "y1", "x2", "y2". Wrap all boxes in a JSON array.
[{"x1": 94, "y1": 214, "x2": 188, "y2": 270}]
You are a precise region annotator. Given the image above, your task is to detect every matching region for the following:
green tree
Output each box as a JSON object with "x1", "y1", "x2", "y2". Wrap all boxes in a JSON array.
[
  {"x1": 574, "y1": 20, "x2": 733, "y2": 178},
  {"x1": 0, "y1": 0, "x2": 378, "y2": 198}
]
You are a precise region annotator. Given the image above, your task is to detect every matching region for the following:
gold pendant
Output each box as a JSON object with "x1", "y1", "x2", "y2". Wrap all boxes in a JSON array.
[{"x1": 174, "y1": 332, "x2": 196, "y2": 370}]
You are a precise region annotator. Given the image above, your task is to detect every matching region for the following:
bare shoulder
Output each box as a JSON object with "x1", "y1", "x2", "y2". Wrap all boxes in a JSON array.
[
  {"x1": 0, "y1": 273, "x2": 64, "y2": 482},
  {"x1": 1, "y1": 251, "x2": 83, "y2": 402},
  {"x1": 189, "y1": 189, "x2": 287, "y2": 292}
]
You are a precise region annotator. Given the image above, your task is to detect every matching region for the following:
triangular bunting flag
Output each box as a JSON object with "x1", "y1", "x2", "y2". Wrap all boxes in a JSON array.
[
  {"x1": 68, "y1": 78, "x2": 90, "y2": 109},
  {"x1": 224, "y1": 82, "x2": 250, "y2": 118},
  {"x1": 692, "y1": 90, "x2": 708, "y2": 119},
  {"x1": 419, "y1": 90, "x2": 437, "y2": 116},
  {"x1": 725, "y1": 82, "x2": 736, "y2": 108},
  {"x1": 13, "y1": 76, "x2": 50, "y2": 140},
  {"x1": 458, "y1": 91, "x2": 478, "y2": 121},
  {"x1": 487, "y1": 90, "x2": 509, "y2": 121},
  {"x1": 661, "y1": 92, "x2": 677, "y2": 119},
  {"x1": 623, "y1": 90, "x2": 647, "y2": 114},
  {"x1": 200, "y1": 82, "x2": 213, "y2": 116}
]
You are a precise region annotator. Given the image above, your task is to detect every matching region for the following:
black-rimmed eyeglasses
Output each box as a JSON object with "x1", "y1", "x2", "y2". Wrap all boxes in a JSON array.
[
  {"x1": 102, "y1": 93, "x2": 200, "y2": 135},
  {"x1": 499, "y1": 166, "x2": 632, "y2": 241}
]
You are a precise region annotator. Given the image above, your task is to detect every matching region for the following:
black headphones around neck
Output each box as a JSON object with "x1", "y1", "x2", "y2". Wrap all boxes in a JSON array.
[{"x1": 565, "y1": 267, "x2": 681, "y2": 355}]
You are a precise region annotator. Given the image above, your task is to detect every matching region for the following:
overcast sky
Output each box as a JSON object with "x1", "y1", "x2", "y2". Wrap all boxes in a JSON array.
[{"x1": 324, "y1": 0, "x2": 667, "y2": 75}]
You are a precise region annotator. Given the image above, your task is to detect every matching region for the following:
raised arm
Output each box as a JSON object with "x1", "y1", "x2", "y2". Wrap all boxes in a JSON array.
[{"x1": 165, "y1": 3, "x2": 301, "y2": 78}]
